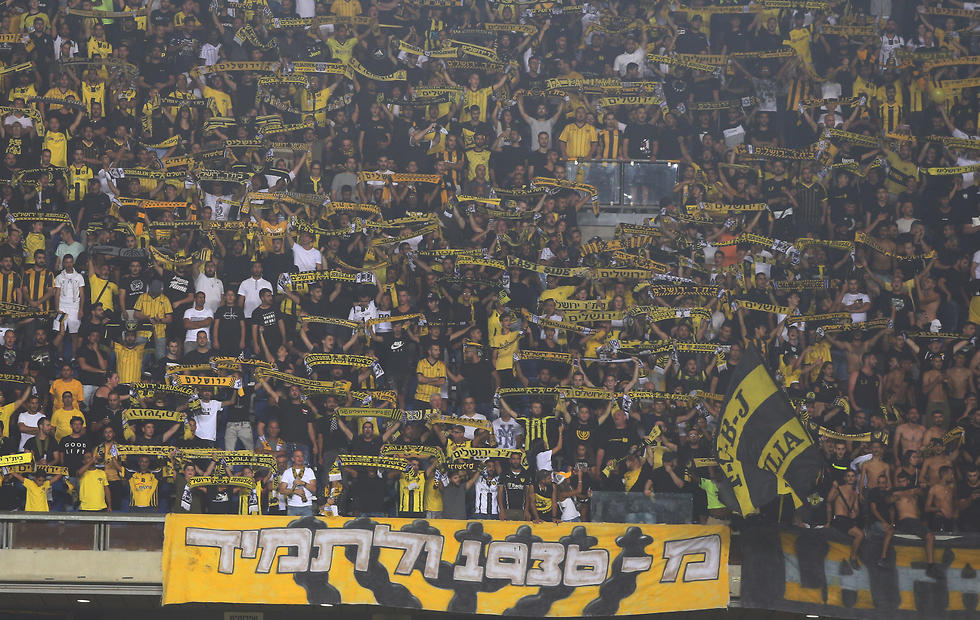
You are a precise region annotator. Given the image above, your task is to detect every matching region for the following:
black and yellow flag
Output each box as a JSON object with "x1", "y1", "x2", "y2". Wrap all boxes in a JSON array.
[{"x1": 714, "y1": 346, "x2": 823, "y2": 515}]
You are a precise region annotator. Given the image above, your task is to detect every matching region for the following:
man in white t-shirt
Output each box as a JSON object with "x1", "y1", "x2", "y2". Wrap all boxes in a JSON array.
[
  {"x1": 278, "y1": 449, "x2": 317, "y2": 516},
  {"x1": 457, "y1": 397, "x2": 488, "y2": 441},
  {"x1": 613, "y1": 35, "x2": 647, "y2": 77},
  {"x1": 17, "y1": 396, "x2": 45, "y2": 451},
  {"x1": 288, "y1": 230, "x2": 322, "y2": 272},
  {"x1": 237, "y1": 261, "x2": 273, "y2": 319},
  {"x1": 491, "y1": 400, "x2": 523, "y2": 450},
  {"x1": 53, "y1": 254, "x2": 85, "y2": 347},
  {"x1": 838, "y1": 277, "x2": 872, "y2": 323},
  {"x1": 183, "y1": 292, "x2": 215, "y2": 352},
  {"x1": 193, "y1": 388, "x2": 224, "y2": 444},
  {"x1": 193, "y1": 260, "x2": 224, "y2": 313},
  {"x1": 348, "y1": 292, "x2": 379, "y2": 323}
]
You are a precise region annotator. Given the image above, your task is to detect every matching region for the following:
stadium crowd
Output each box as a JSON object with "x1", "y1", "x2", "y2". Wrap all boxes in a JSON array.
[{"x1": 0, "y1": 0, "x2": 974, "y2": 551}]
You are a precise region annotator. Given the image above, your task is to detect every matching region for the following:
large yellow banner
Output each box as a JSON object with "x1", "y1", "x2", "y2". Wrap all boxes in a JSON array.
[{"x1": 162, "y1": 514, "x2": 729, "y2": 615}]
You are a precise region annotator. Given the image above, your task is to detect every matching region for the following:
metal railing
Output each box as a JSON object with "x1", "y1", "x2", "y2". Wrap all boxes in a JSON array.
[
  {"x1": 564, "y1": 159, "x2": 679, "y2": 210},
  {"x1": 0, "y1": 513, "x2": 165, "y2": 551}
]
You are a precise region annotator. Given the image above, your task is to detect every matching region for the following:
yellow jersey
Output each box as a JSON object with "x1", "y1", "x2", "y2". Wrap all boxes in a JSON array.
[
  {"x1": 558, "y1": 122, "x2": 598, "y2": 160},
  {"x1": 67, "y1": 164, "x2": 94, "y2": 201},
  {"x1": 462, "y1": 86, "x2": 492, "y2": 122},
  {"x1": 414, "y1": 358, "x2": 446, "y2": 402},
  {"x1": 398, "y1": 469, "x2": 426, "y2": 514},
  {"x1": 490, "y1": 330, "x2": 520, "y2": 371},
  {"x1": 42, "y1": 130, "x2": 70, "y2": 167},
  {"x1": 134, "y1": 293, "x2": 173, "y2": 339},
  {"x1": 51, "y1": 408, "x2": 84, "y2": 442},
  {"x1": 0, "y1": 402, "x2": 16, "y2": 438},
  {"x1": 330, "y1": 0, "x2": 362, "y2": 17},
  {"x1": 113, "y1": 342, "x2": 146, "y2": 384},
  {"x1": 81, "y1": 81, "x2": 106, "y2": 116},
  {"x1": 79, "y1": 469, "x2": 109, "y2": 511},
  {"x1": 129, "y1": 472, "x2": 159, "y2": 507},
  {"x1": 23, "y1": 479, "x2": 50, "y2": 512}
]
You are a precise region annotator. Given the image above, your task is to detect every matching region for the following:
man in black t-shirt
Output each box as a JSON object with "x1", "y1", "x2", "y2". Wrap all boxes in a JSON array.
[
  {"x1": 213, "y1": 289, "x2": 246, "y2": 355},
  {"x1": 24, "y1": 417, "x2": 60, "y2": 465},
  {"x1": 958, "y1": 466, "x2": 980, "y2": 532},
  {"x1": 60, "y1": 416, "x2": 90, "y2": 476},
  {"x1": 26, "y1": 327, "x2": 59, "y2": 380},
  {"x1": 343, "y1": 419, "x2": 384, "y2": 456},
  {"x1": 499, "y1": 452, "x2": 532, "y2": 520},
  {"x1": 380, "y1": 321, "x2": 418, "y2": 407},
  {"x1": 251, "y1": 288, "x2": 285, "y2": 359},
  {"x1": 119, "y1": 260, "x2": 147, "y2": 314},
  {"x1": 347, "y1": 467, "x2": 388, "y2": 516},
  {"x1": 596, "y1": 409, "x2": 639, "y2": 468},
  {"x1": 262, "y1": 383, "x2": 316, "y2": 463},
  {"x1": 458, "y1": 344, "x2": 493, "y2": 412}
]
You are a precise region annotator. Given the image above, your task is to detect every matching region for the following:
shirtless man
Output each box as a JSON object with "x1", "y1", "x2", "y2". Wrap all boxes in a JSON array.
[
  {"x1": 828, "y1": 330, "x2": 889, "y2": 378},
  {"x1": 925, "y1": 465, "x2": 957, "y2": 533},
  {"x1": 923, "y1": 411, "x2": 947, "y2": 446},
  {"x1": 893, "y1": 408, "x2": 925, "y2": 463},
  {"x1": 881, "y1": 355, "x2": 912, "y2": 409},
  {"x1": 920, "y1": 355, "x2": 949, "y2": 418},
  {"x1": 890, "y1": 470, "x2": 942, "y2": 579},
  {"x1": 915, "y1": 272, "x2": 941, "y2": 323},
  {"x1": 921, "y1": 439, "x2": 955, "y2": 486},
  {"x1": 859, "y1": 440, "x2": 891, "y2": 494},
  {"x1": 825, "y1": 468, "x2": 864, "y2": 568},
  {"x1": 946, "y1": 352, "x2": 973, "y2": 415}
]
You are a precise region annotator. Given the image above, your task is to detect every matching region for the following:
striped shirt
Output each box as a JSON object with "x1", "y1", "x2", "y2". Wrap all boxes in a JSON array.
[
  {"x1": 473, "y1": 472, "x2": 499, "y2": 515},
  {"x1": 558, "y1": 122, "x2": 598, "y2": 159},
  {"x1": 113, "y1": 342, "x2": 146, "y2": 384},
  {"x1": 24, "y1": 269, "x2": 54, "y2": 310},
  {"x1": 398, "y1": 469, "x2": 425, "y2": 514},
  {"x1": 414, "y1": 358, "x2": 446, "y2": 402},
  {"x1": 598, "y1": 128, "x2": 621, "y2": 159},
  {"x1": 134, "y1": 293, "x2": 173, "y2": 339},
  {"x1": 462, "y1": 86, "x2": 492, "y2": 122},
  {"x1": 878, "y1": 102, "x2": 903, "y2": 134},
  {"x1": 794, "y1": 180, "x2": 827, "y2": 227},
  {"x1": 0, "y1": 271, "x2": 19, "y2": 304}
]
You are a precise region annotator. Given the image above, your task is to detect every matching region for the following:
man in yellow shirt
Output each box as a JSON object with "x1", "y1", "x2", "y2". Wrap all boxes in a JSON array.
[
  {"x1": 443, "y1": 71, "x2": 509, "y2": 122},
  {"x1": 50, "y1": 363, "x2": 84, "y2": 406},
  {"x1": 127, "y1": 456, "x2": 160, "y2": 512},
  {"x1": 134, "y1": 280, "x2": 173, "y2": 360},
  {"x1": 0, "y1": 387, "x2": 30, "y2": 439},
  {"x1": 330, "y1": 0, "x2": 362, "y2": 17},
  {"x1": 77, "y1": 453, "x2": 111, "y2": 512},
  {"x1": 51, "y1": 392, "x2": 84, "y2": 441},
  {"x1": 326, "y1": 24, "x2": 360, "y2": 64},
  {"x1": 191, "y1": 72, "x2": 233, "y2": 117},
  {"x1": 11, "y1": 470, "x2": 58, "y2": 512},
  {"x1": 41, "y1": 73, "x2": 80, "y2": 116},
  {"x1": 414, "y1": 343, "x2": 447, "y2": 407},
  {"x1": 42, "y1": 112, "x2": 84, "y2": 168},
  {"x1": 464, "y1": 132, "x2": 491, "y2": 181},
  {"x1": 558, "y1": 106, "x2": 598, "y2": 161},
  {"x1": 87, "y1": 258, "x2": 119, "y2": 313},
  {"x1": 491, "y1": 312, "x2": 521, "y2": 387},
  {"x1": 112, "y1": 329, "x2": 147, "y2": 385}
]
